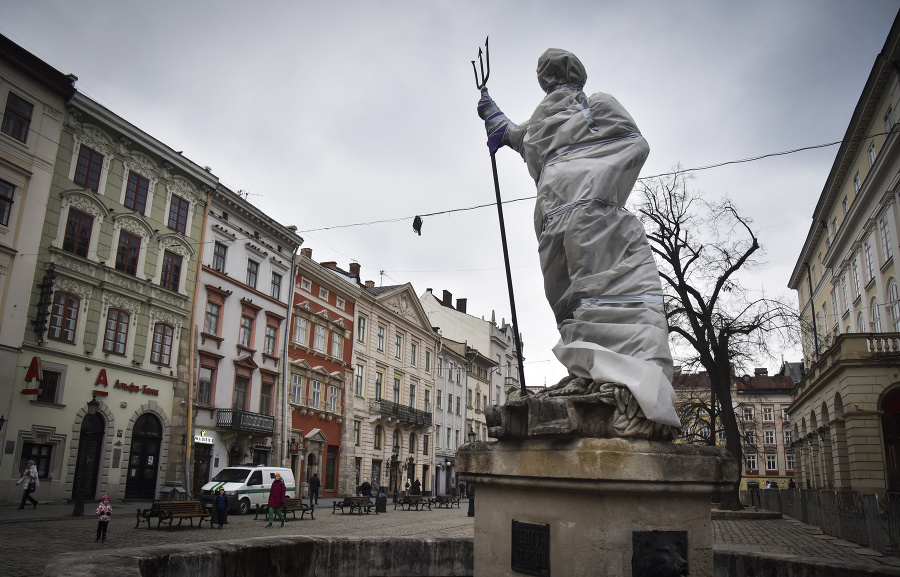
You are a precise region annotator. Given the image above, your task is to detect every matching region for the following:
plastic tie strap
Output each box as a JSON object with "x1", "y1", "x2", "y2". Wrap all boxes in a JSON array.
[{"x1": 557, "y1": 294, "x2": 666, "y2": 324}]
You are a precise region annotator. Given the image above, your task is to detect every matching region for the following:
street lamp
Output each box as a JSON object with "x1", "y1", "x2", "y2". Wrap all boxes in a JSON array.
[
  {"x1": 87, "y1": 394, "x2": 100, "y2": 416},
  {"x1": 467, "y1": 427, "x2": 476, "y2": 517}
]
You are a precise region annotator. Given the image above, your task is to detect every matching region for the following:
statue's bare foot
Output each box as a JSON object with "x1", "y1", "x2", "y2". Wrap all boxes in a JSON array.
[{"x1": 545, "y1": 375, "x2": 590, "y2": 397}]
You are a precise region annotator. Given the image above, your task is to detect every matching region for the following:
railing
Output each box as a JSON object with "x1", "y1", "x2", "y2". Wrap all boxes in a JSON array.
[
  {"x1": 368, "y1": 399, "x2": 433, "y2": 427},
  {"x1": 216, "y1": 409, "x2": 275, "y2": 434},
  {"x1": 743, "y1": 488, "x2": 898, "y2": 555}
]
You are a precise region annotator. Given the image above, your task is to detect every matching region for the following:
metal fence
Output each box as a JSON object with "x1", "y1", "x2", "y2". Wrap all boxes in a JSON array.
[{"x1": 741, "y1": 488, "x2": 900, "y2": 555}]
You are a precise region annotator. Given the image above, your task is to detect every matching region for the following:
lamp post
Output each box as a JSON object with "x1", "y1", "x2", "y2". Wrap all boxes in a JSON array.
[
  {"x1": 467, "y1": 427, "x2": 477, "y2": 517},
  {"x1": 73, "y1": 395, "x2": 100, "y2": 516},
  {"x1": 391, "y1": 443, "x2": 400, "y2": 503}
]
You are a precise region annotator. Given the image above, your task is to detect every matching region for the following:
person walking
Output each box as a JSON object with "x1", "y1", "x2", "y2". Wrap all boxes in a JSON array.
[
  {"x1": 412, "y1": 479, "x2": 421, "y2": 495},
  {"x1": 95, "y1": 495, "x2": 111, "y2": 543},
  {"x1": 309, "y1": 472, "x2": 321, "y2": 505},
  {"x1": 266, "y1": 472, "x2": 286, "y2": 528},
  {"x1": 359, "y1": 478, "x2": 372, "y2": 498},
  {"x1": 16, "y1": 459, "x2": 39, "y2": 509},
  {"x1": 214, "y1": 487, "x2": 229, "y2": 529}
]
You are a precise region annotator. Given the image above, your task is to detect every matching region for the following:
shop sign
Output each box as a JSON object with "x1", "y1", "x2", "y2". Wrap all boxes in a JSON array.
[
  {"x1": 94, "y1": 368, "x2": 160, "y2": 396},
  {"x1": 21, "y1": 356, "x2": 42, "y2": 394},
  {"x1": 194, "y1": 430, "x2": 215, "y2": 444}
]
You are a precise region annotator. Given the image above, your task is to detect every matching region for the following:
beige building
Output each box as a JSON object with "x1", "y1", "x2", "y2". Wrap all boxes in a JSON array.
[{"x1": 787, "y1": 14, "x2": 900, "y2": 494}]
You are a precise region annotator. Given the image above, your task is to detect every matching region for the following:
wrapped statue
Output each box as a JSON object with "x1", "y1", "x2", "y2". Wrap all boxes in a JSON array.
[{"x1": 479, "y1": 49, "x2": 680, "y2": 440}]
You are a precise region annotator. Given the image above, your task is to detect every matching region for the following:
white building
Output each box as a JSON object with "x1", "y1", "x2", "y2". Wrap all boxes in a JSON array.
[{"x1": 433, "y1": 338, "x2": 468, "y2": 495}]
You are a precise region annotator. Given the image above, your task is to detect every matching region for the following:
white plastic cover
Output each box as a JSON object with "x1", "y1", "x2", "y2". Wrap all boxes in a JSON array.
[{"x1": 507, "y1": 49, "x2": 680, "y2": 427}]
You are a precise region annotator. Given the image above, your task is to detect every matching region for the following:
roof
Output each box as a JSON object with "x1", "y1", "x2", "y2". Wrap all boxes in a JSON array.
[{"x1": 364, "y1": 284, "x2": 402, "y2": 296}]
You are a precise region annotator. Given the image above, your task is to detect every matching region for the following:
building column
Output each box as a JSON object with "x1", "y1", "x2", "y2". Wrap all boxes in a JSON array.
[
  {"x1": 807, "y1": 434, "x2": 821, "y2": 488},
  {"x1": 830, "y1": 418, "x2": 851, "y2": 490},
  {"x1": 818, "y1": 427, "x2": 835, "y2": 490}
]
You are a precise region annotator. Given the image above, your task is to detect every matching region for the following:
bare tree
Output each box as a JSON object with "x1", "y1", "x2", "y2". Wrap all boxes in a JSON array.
[{"x1": 635, "y1": 168, "x2": 798, "y2": 509}]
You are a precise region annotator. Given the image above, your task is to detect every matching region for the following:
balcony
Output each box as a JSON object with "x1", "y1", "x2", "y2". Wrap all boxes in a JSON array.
[
  {"x1": 369, "y1": 399, "x2": 433, "y2": 427},
  {"x1": 216, "y1": 408, "x2": 275, "y2": 435}
]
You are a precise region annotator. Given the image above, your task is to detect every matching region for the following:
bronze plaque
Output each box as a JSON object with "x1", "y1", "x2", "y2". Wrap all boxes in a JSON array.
[{"x1": 511, "y1": 520, "x2": 550, "y2": 576}]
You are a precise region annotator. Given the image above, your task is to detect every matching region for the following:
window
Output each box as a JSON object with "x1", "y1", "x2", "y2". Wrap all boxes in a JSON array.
[
  {"x1": 409, "y1": 384, "x2": 416, "y2": 408},
  {"x1": 124, "y1": 172, "x2": 150, "y2": 214},
  {"x1": 161, "y1": 250, "x2": 182, "y2": 292},
  {"x1": 311, "y1": 380, "x2": 322, "y2": 408},
  {"x1": 784, "y1": 430, "x2": 793, "y2": 445},
  {"x1": 763, "y1": 407, "x2": 774, "y2": 422},
  {"x1": 74, "y1": 145, "x2": 103, "y2": 192},
  {"x1": 260, "y1": 383, "x2": 273, "y2": 416},
  {"x1": 743, "y1": 407, "x2": 754, "y2": 421},
  {"x1": 314, "y1": 324, "x2": 325, "y2": 351},
  {"x1": 2, "y1": 92, "x2": 32, "y2": 142},
  {"x1": 301, "y1": 278, "x2": 311, "y2": 291},
  {"x1": 19, "y1": 443, "x2": 51, "y2": 479},
  {"x1": 377, "y1": 325, "x2": 385, "y2": 351},
  {"x1": 319, "y1": 287, "x2": 328, "y2": 300},
  {"x1": 437, "y1": 389, "x2": 442, "y2": 410},
  {"x1": 336, "y1": 297, "x2": 344, "y2": 309},
  {"x1": 374, "y1": 425, "x2": 383, "y2": 450},
  {"x1": 425, "y1": 350, "x2": 431, "y2": 372},
  {"x1": 410, "y1": 343, "x2": 417, "y2": 366},
  {"x1": 864, "y1": 237, "x2": 875, "y2": 280},
  {"x1": 246, "y1": 260, "x2": 259, "y2": 288},
  {"x1": 294, "y1": 317, "x2": 308, "y2": 345},
  {"x1": 886, "y1": 106, "x2": 895, "y2": 134},
  {"x1": 393, "y1": 378, "x2": 401, "y2": 403},
  {"x1": 786, "y1": 455, "x2": 794, "y2": 471},
  {"x1": 395, "y1": 335, "x2": 402, "y2": 360},
  {"x1": 496, "y1": 385, "x2": 501, "y2": 405},
  {"x1": 881, "y1": 216, "x2": 893, "y2": 262},
  {"x1": 746, "y1": 454, "x2": 757, "y2": 471},
  {"x1": 63, "y1": 208, "x2": 93, "y2": 258},
  {"x1": 745, "y1": 430, "x2": 756, "y2": 445},
  {"x1": 37, "y1": 370, "x2": 61, "y2": 404},
  {"x1": 115, "y1": 230, "x2": 141, "y2": 276},
  {"x1": 204, "y1": 302, "x2": 220, "y2": 335},
  {"x1": 271, "y1": 273, "x2": 282, "y2": 300},
  {"x1": 766, "y1": 454, "x2": 777, "y2": 471},
  {"x1": 830, "y1": 289, "x2": 838, "y2": 327},
  {"x1": 233, "y1": 376, "x2": 249, "y2": 410},
  {"x1": 764, "y1": 430, "x2": 775, "y2": 445},
  {"x1": 103, "y1": 308, "x2": 129, "y2": 355},
  {"x1": 150, "y1": 323, "x2": 174, "y2": 365},
  {"x1": 870, "y1": 142, "x2": 878, "y2": 166},
  {"x1": 782, "y1": 408, "x2": 790, "y2": 423},
  {"x1": 841, "y1": 274, "x2": 849, "y2": 311},
  {"x1": 331, "y1": 331, "x2": 341, "y2": 357},
  {"x1": 455, "y1": 429, "x2": 460, "y2": 448},
  {"x1": 329, "y1": 385, "x2": 338, "y2": 413},
  {"x1": 890, "y1": 281, "x2": 900, "y2": 332},
  {"x1": 0, "y1": 179, "x2": 13, "y2": 226},
  {"x1": 858, "y1": 311, "x2": 866, "y2": 332},
  {"x1": 448, "y1": 392, "x2": 452, "y2": 411},
  {"x1": 264, "y1": 325, "x2": 277, "y2": 356},
  {"x1": 198, "y1": 367, "x2": 214, "y2": 405},
  {"x1": 852, "y1": 260, "x2": 861, "y2": 298},
  {"x1": 212, "y1": 242, "x2": 227, "y2": 272},
  {"x1": 48, "y1": 292, "x2": 79, "y2": 343},
  {"x1": 467, "y1": 388, "x2": 473, "y2": 408},
  {"x1": 239, "y1": 316, "x2": 253, "y2": 347},
  {"x1": 354, "y1": 421, "x2": 361, "y2": 446},
  {"x1": 425, "y1": 390, "x2": 431, "y2": 412},
  {"x1": 872, "y1": 297, "x2": 882, "y2": 332},
  {"x1": 375, "y1": 372, "x2": 383, "y2": 399},
  {"x1": 291, "y1": 374, "x2": 303, "y2": 404},
  {"x1": 423, "y1": 435, "x2": 429, "y2": 456},
  {"x1": 168, "y1": 194, "x2": 189, "y2": 233},
  {"x1": 456, "y1": 397, "x2": 461, "y2": 416},
  {"x1": 447, "y1": 428, "x2": 452, "y2": 449},
  {"x1": 355, "y1": 364, "x2": 364, "y2": 396},
  {"x1": 854, "y1": 171, "x2": 861, "y2": 194},
  {"x1": 357, "y1": 316, "x2": 367, "y2": 342}
]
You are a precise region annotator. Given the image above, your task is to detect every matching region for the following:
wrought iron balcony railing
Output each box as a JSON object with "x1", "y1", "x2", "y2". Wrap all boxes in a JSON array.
[
  {"x1": 217, "y1": 408, "x2": 275, "y2": 435},
  {"x1": 368, "y1": 399, "x2": 433, "y2": 427}
]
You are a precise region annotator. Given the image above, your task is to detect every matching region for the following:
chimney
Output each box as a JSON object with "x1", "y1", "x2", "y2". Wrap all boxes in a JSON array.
[
  {"x1": 754, "y1": 368, "x2": 768, "y2": 376},
  {"x1": 442, "y1": 289, "x2": 453, "y2": 307},
  {"x1": 300, "y1": 248, "x2": 312, "y2": 258},
  {"x1": 349, "y1": 262, "x2": 361, "y2": 281},
  {"x1": 456, "y1": 298, "x2": 467, "y2": 313},
  {"x1": 365, "y1": 280, "x2": 375, "y2": 288},
  {"x1": 321, "y1": 261, "x2": 338, "y2": 271}
]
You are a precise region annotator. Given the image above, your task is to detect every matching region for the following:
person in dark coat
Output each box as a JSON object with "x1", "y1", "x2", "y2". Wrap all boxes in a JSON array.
[
  {"x1": 359, "y1": 478, "x2": 372, "y2": 498},
  {"x1": 266, "y1": 472, "x2": 286, "y2": 528},
  {"x1": 214, "y1": 487, "x2": 228, "y2": 529},
  {"x1": 412, "y1": 479, "x2": 421, "y2": 495},
  {"x1": 309, "y1": 472, "x2": 321, "y2": 505}
]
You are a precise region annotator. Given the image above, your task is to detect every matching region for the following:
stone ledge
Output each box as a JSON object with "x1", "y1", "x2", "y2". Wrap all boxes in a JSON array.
[{"x1": 711, "y1": 508, "x2": 783, "y2": 520}]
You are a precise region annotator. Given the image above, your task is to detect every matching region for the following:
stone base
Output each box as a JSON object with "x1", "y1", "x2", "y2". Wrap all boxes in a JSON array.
[{"x1": 457, "y1": 437, "x2": 738, "y2": 577}]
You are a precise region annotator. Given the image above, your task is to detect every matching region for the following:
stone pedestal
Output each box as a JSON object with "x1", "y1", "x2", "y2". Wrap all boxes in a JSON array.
[{"x1": 457, "y1": 437, "x2": 738, "y2": 577}]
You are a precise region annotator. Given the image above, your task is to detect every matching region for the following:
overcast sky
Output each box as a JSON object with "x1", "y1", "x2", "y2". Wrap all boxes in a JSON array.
[{"x1": 3, "y1": 1, "x2": 898, "y2": 387}]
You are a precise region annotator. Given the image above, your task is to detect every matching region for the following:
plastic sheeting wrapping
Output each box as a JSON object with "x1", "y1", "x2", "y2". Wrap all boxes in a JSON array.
[{"x1": 507, "y1": 49, "x2": 680, "y2": 427}]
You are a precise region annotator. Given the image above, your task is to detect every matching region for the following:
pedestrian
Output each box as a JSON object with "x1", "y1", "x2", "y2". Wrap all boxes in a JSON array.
[
  {"x1": 266, "y1": 472, "x2": 286, "y2": 528},
  {"x1": 459, "y1": 481, "x2": 466, "y2": 499},
  {"x1": 16, "y1": 459, "x2": 39, "y2": 509},
  {"x1": 309, "y1": 472, "x2": 321, "y2": 505},
  {"x1": 412, "y1": 479, "x2": 421, "y2": 495},
  {"x1": 214, "y1": 487, "x2": 228, "y2": 529},
  {"x1": 95, "y1": 495, "x2": 111, "y2": 543},
  {"x1": 788, "y1": 478, "x2": 797, "y2": 489},
  {"x1": 359, "y1": 477, "x2": 372, "y2": 498}
]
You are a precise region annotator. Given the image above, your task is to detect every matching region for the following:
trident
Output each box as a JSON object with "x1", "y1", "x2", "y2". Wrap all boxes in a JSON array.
[{"x1": 472, "y1": 37, "x2": 526, "y2": 395}]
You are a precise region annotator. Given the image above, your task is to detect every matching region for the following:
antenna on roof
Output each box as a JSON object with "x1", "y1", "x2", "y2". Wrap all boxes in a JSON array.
[{"x1": 379, "y1": 270, "x2": 384, "y2": 286}]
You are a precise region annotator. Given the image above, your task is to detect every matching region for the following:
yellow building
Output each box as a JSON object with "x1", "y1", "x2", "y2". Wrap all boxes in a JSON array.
[{"x1": 787, "y1": 13, "x2": 900, "y2": 494}]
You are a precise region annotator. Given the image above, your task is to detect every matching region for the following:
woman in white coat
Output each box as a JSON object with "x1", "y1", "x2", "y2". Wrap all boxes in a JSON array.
[{"x1": 16, "y1": 459, "x2": 39, "y2": 509}]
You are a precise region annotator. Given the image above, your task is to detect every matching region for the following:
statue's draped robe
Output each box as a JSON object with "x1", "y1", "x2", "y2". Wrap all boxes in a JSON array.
[{"x1": 507, "y1": 49, "x2": 680, "y2": 427}]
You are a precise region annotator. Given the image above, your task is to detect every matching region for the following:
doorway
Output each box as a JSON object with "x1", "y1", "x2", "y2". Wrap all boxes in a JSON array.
[
  {"x1": 72, "y1": 412, "x2": 105, "y2": 501},
  {"x1": 125, "y1": 413, "x2": 162, "y2": 500},
  {"x1": 882, "y1": 389, "x2": 900, "y2": 492},
  {"x1": 192, "y1": 444, "x2": 212, "y2": 497}
]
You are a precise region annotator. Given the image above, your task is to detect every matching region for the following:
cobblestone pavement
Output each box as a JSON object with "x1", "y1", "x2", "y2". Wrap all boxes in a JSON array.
[{"x1": 4, "y1": 502, "x2": 900, "y2": 577}]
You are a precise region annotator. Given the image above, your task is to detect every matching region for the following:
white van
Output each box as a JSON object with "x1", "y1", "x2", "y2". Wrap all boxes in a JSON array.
[{"x1": 200, "y1": 465, "x2": 295, "y2": 514}]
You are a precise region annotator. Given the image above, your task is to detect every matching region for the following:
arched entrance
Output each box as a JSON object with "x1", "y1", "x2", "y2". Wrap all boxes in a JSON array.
[
  {"x1": 306, "y1": 452, "x2": 317, "y2": 483},
  {"x1": 882, "y1": 389, "x2": 900, "y2": 492},
  {"x1": 72, "y1": 412, "x2": 105, "y2": 501},
  {"x1": 125, "y1": 413, "x2": 162, "y2": 499}
]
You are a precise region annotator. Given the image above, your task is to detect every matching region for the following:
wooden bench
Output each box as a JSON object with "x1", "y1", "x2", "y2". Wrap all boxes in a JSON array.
[
  {"x1": 395, "y1": 494, "x2": 431, "y2": 511},
  {"x1": 136, "y1": 501, "x2": 213, "y2": 530},
  {"x1": 253, "y1": 497, "x2": 315, "y2": 520},
  {"x1": 431, "y1": 494, "x2": 461, "y2": 508},
  {"x1": 332, "y1": 496, "x2": 377, "y2": 514}
]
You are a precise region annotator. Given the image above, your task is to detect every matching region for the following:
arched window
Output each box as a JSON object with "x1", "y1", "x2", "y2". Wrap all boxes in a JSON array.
[
  {"x1": 872, "y1": 297, "x2": 882, "y2": 333},
  {"x1": 889, "y1": 279, "x2": 900, "y2": 332},
  {"x1": 374, "y1": 425, "x2": 382, "y2": 450}
]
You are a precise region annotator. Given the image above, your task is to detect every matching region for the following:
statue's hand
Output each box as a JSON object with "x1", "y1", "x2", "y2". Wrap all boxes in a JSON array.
[{"x1": 476, "y1": 89, "x2": 515, "y2": 155}]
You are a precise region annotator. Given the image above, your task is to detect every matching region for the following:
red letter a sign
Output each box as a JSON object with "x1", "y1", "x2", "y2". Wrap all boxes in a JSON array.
[
  {"x1": 95, "y1": 369, "x2": 109, "y2": 388},
  {"x1": 24, "y1": 357, "x2": 42, "y2": 383}
]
